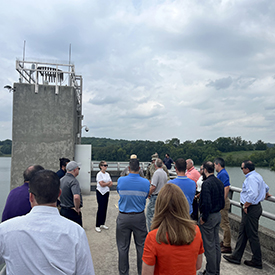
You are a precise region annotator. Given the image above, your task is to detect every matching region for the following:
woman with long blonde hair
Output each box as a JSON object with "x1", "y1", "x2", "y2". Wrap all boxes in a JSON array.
[{"x1": 142, "y1": 184, "x2": 204, "y2": 275}]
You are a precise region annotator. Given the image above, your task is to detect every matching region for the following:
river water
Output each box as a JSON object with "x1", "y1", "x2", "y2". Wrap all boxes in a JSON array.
[{"x1": 0, "y1": 157, "x2": 274, "y2": 230}]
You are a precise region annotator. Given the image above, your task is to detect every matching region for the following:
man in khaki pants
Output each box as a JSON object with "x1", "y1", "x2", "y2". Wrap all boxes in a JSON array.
[{"x1": 214, "y1": 158, "x2": 232, "y2": 253}]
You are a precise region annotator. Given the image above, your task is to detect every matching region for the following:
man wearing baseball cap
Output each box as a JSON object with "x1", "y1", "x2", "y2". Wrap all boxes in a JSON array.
[
  {"x1": 60, "y1": 161, "x2": 83, "y2": 226},
  {"x1": 120, "y1": 154, "x2": 144, "y2": 177}
]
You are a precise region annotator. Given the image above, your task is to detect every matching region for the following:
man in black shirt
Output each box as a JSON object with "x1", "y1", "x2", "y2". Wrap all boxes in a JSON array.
[
  {"x1": 163, "y1": 153, "x2": 174, "y2": 170},
  {"x1": 198, "y1": 161, "x2": 224, "y2": 275}
]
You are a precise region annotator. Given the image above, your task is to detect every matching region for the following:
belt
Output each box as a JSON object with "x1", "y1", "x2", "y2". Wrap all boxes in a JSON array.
[
  {"x1": 119, "y1": 210, "x2": 144, "y2": 215},
  {"x1": 151, "y1": 194, "x2": 158, "y2": 196},
  {"x1": 240, "y1": 202, "x2": 260, "y2": 206}
]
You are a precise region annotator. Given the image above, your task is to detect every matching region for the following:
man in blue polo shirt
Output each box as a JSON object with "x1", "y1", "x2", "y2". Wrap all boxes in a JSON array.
[
  {"x1": 168, "y1": 158, "x2": 196, "y2": 215},
  {"x1": 214, "y1": 157, "x2": 232, "y2": 253},
  {"x1": 116, "y1": 158, "x2": 150, "y2": 275}
]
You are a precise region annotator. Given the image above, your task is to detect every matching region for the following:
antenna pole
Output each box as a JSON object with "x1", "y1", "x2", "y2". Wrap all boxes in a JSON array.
[
  {"x1": 69, "y1": 43, "x2": 71, "y2": 65},
  {"x1": 23, "y1": 40, "x2": 26, "y2": 62}
]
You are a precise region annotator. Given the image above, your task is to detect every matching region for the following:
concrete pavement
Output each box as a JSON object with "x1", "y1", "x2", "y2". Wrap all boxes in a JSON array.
[{"x1": 82, "y1": 191, "x2": 275, "y2": 275}]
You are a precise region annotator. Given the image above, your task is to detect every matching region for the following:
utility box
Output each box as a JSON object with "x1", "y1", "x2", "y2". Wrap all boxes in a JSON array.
[{"x1": 10, "y1": 60, "x2": 83, "y2": 190}]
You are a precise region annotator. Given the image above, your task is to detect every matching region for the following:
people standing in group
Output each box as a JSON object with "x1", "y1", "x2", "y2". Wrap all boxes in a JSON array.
[
  {"x1": 223, "y1": 160, "x2": 271, "y2": 269},
  {"x1": 163, "y1": 153, "x2": 174, "y2": 170},
  {"x1": 95, "y1": 160, "x2": 113, "y2": 233},
  {"x1": 116, "y1": 158, "x2": 150, "y2": 275},
  {"x1": 56, "y1": 157, "x2": 70, "y2": 178},
  {"x1": 214, "y1": 157, "x2": 232, "y2": 253},
  {"x1": 198, "y1": 161, "x2": 225, "y2": 275},
  {"x1": 142, "y1": 184, "x2": 204, "y2": 275},
  {"x1": 146, "y1": 158, "x2": 168, "y2": 231},
  {"x1": 60, "y1": 161, "x2": 83, "y2": 226},
  {"x1": 2, "y1": 164, "x2": 44, "y2": 222},
  {"x1": 120, "y1": 154, "x2": 144, "y2": 177},
  {"x1": 168, "y1": 158, "x2": 196, "y2": 215},
  {"x1": 0, "y1": 170, "x2": 95, "y2": 275},
  {"x1": 146, "y1": 153, "x2": 169, "y2": 182}
]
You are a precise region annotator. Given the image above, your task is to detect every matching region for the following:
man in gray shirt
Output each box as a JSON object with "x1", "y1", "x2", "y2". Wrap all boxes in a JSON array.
[
  {"x1": 60, "y1": 161, "x2": 83, "y2": 226},
  {"x1": 146, "y1": 158, "x2": 168, "y2": 231}
]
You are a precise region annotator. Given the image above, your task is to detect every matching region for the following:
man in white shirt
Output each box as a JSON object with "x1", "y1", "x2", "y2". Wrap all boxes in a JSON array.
[{"x1": 0, "y1": 170, "x2": 95, "y2": 275}]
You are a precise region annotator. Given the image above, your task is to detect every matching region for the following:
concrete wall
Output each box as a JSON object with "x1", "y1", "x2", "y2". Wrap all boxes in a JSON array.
[
  {"x1": 10, "y1": 83, "x2": 79, "y2": 189},
  {"x1": 228, "y1": 213, "x2": 275, "y2": 265}
]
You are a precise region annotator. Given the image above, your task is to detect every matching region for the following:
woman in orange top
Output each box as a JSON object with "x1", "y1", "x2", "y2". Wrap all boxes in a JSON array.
[{"x1": 142, "y1": 184, "x2": 204, "y2": 275}]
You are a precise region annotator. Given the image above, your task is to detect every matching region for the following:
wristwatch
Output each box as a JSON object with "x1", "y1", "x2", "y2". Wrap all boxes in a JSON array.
[{"x1": 242, "y1": 205, "x2": 247, "y2": 209}]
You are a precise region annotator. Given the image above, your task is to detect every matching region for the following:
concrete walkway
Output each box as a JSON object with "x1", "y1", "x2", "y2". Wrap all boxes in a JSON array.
[{"x1": 82, "y1": 191, "x2": 275, "y2": 275}]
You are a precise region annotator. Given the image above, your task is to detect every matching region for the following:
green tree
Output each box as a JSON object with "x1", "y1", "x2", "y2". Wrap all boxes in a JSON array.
[
  {"x1": 0, "y1": 144, "x2": 11, "y2": 154},
  {"x1": 254, "y1": 140, "x2": 267, "y2": 150}
]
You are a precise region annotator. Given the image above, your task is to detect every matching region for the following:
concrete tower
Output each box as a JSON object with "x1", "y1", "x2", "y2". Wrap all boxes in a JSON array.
[{"x1": 10, "y1": 59, "x2": 83, "y2": 189}]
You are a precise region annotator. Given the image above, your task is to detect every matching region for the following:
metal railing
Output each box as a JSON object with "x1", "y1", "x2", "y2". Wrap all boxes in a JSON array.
[
  {"x1": 229, "y1": 186, "x2": 275, "y2": 221},
  {"x1": 91, "y1": 161, "x2": 150, "y2": 172}
]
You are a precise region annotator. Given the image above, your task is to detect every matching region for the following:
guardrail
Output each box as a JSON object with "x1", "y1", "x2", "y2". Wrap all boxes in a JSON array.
[
  {"x1": 229, "y1": 186, "x2": 275, "y2": 221},
  {"x1": 91, "y1": 161, "x2": 151, "y2": 172}
]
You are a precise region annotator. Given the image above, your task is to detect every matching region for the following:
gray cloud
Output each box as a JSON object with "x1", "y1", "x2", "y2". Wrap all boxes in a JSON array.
[
  {"x1": 1, "y1": 0, "x2": 275, "y2": 143},
  {"x1": 206, "y1": 77, "x2": 233, "y2": 90}
]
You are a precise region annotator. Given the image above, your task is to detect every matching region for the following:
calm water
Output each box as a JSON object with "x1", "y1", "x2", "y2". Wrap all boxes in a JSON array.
[
  {"x1": 0, "y1": 158, "x2": 274, "y2": 230},
  {"x1": 0, "y1": 157, "x2": 11, "y2": 218}
]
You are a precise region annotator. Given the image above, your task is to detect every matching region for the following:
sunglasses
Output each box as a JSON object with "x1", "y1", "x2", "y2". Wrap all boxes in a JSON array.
[
  {"x1": 102, "y1": 164, "x2": 108, "y2": 167},
  {"x1": 28, "y1": 188, "x2": 36, "y2": 196},
  {"x1": 241, "y1": 167, "x2": 245, "y2": 170}
]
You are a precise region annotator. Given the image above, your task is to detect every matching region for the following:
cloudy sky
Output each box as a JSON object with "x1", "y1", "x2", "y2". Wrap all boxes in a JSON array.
[{"x1": 1, "y1": 0, "x2": 275, "y2": 143}]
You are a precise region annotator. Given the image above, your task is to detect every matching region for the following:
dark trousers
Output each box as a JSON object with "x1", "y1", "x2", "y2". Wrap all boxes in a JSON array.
[
  {"x1": 199, "y1": 212, "x2": 221, "y2": 275},
  {"x1": 60, "y1": 207, "x2": 82, "y2": 227},
  {"x1": 191, "y1": 194, "x2": 199, "y2": 221},
  {"x1": 233, "y1": 203, "x2": 262, "y2": 264},
  {"x1": 96, "y1": 190, "x2": 109, "y2": 227},
  {"x1": 116, "y1": 212, "x2": 148, "y2": 275}
]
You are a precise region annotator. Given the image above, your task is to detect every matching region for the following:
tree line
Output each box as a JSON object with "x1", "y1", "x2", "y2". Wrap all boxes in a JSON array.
[
  {"x1": 1, "y1": 137, "x2": 275, "y2": 170},
  {"x1": 81, "y1": 136, "x2": 275, "y2": 170}
]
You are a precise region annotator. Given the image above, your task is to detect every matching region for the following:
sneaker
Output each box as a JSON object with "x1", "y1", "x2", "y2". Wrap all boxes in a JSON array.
[
  {"x1": 221, "y1": 246, "x2": 232, "y2": 253},
  {"x1": 223, "y1": 255, "x2": 241, "y2": 265},
  {"x1": 100, "y1": 225, "x2": 109, "y2": 230},
  {"x1": 95, "y1": 227, "x2": 101, "y2": 233},
  {"x1": 244, "y1": 260, "x2": 262, "y2": 269}
]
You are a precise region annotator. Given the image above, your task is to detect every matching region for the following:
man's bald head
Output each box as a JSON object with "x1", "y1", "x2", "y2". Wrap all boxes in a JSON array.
[
  {"x1": 186, "y1": 159, "x2": 194, "y2": 170},
  {"x1": 23, "y1": 165, "x2": 44, "y2": 182}
]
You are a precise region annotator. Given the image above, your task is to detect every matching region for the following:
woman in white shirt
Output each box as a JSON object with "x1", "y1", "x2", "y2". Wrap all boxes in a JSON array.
[{"x1": 95, "y1": 160, "x2": 113, "y2": 233}]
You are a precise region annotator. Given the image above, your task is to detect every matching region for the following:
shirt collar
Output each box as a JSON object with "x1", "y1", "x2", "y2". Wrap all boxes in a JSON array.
[
  {"x1": 245, "y1": 170, "x2": 255, "y2": 178},
  {"x1": 187, "y1": 167, "x2": 194, "y2": 173}
]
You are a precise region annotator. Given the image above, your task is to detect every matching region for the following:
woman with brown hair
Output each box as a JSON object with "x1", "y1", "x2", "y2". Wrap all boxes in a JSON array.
[{"x1": 142, "y1": 184, "x2": 204, "y2": 275}]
